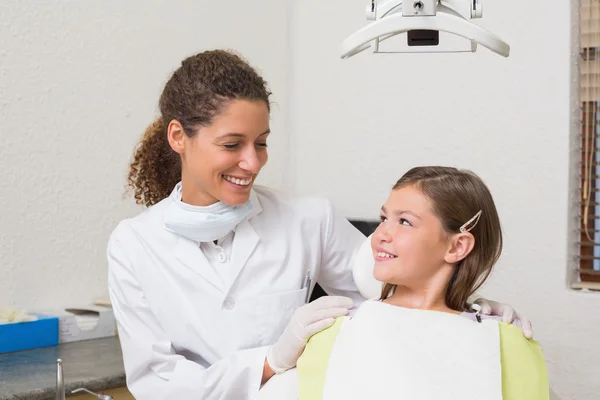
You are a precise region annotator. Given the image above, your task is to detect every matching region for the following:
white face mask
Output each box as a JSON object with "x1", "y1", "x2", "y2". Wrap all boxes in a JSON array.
[{"x1": 164, "y1": 182, "x2": 255, "y2": 242}]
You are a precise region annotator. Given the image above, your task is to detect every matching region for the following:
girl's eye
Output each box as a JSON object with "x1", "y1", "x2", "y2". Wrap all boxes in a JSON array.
[
  {"x1": 223, "y1": 143, "x2": 240, "y2": 149},
  {"x1": 400, "y1": 218, "x2": 412, "y2": 226},
  {"x1": 256, "y1": 142, "x2": 268, "y2": 148},
  {"x1": 379, "y1": 215, "x2": 387, "y2": 223}
]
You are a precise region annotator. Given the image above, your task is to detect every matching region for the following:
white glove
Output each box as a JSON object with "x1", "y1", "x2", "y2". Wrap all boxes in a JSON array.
[
  {"x1": 473, "y1": 298, "x2": 534, "y2": 339},
  {"x1": 266, "y1": 296, "x2": 354, "y2": 373}
]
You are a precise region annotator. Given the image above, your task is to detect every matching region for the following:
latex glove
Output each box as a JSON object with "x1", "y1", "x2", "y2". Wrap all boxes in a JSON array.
[
  {"x1": 266, "y1": 296, "x2": 354, "y2": 373},
  {"x1": 473, "y1": 298, "x2": 534, "y2": 339}
]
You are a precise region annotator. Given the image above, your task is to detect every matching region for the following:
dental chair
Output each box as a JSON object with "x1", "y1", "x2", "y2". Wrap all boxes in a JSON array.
[
  {"x1": 350, "y1": 233, "x2": 382, "y2": 300},
  {"x1": 309, "y1": 220, "x2": 379, "y2": 303}
]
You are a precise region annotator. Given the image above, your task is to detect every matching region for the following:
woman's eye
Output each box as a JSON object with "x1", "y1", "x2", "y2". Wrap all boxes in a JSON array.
[
  {"x1": 400, "y1": 218, "x2": 411, "y2": 226},
  {"x1": 223, "y1": 143, "x2": 239, "y2": 150},
  {"x1": 256, "y1": 142, "x2": 268, "y2": 148},
  {"x1": 379, "y1": 215, "x2": 387, "y2": 222}
]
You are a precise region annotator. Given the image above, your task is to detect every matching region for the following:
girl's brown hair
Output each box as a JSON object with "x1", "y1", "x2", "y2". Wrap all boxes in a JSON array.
[
  {"x1": 380, "y1": 166, "x2": 503, "y2": 311},
  {"x1": 127, "y1": 50, "x2": 272, "y2": 207}
]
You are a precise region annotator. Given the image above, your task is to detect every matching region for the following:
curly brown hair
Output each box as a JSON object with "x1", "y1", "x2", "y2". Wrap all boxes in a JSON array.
[
  {"x1": 379, "y1": 166, "x2": 503, "y2": 312},
  {"x1": 127, "y1": 49, "x2": 272, "y2": 207}
]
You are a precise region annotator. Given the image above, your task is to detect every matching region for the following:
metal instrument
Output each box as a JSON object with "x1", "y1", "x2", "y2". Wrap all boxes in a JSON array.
[
  {"x1": 55, "y1": 358, "x2": 113, "y2": 400},
  {"x1": 71, "y1": 388, "x2": 114, "y2": 400},
  {"x1": 56, "y1": 359, "x2": 65, "y2": 400}
]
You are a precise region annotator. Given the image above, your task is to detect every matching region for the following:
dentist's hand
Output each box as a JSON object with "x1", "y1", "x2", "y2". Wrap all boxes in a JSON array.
[
  {"x1": 474, "y1": 298, "x2": 534, "y2": 339},
  {"x1": 266, "y1": 296, "x2": 354, "y2": 373}
]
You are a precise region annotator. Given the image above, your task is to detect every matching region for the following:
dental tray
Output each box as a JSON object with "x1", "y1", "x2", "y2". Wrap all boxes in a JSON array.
[{"x1": 0, "y1": 313, "x2": 59, "y2": 354}]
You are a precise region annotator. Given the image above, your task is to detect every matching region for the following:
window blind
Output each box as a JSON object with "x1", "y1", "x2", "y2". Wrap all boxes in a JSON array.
[{"x1": 575, "y1": 0, "x2": 600, "y2": 289}]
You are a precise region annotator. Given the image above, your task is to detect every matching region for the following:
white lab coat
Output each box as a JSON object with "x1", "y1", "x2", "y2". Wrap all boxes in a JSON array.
[{"x1": 107, "y1": 185, "x2": 366, "y2": 399}]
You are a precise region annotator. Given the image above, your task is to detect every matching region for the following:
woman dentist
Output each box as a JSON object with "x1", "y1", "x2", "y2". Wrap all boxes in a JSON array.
[{"x1": 107, "y1": 49, "x2": 531, "y2": 399}]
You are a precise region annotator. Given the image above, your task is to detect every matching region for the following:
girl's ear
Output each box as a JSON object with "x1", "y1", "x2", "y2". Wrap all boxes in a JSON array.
[{"x1": 444, "y1": 233, "x2": 475, "y2": 264}]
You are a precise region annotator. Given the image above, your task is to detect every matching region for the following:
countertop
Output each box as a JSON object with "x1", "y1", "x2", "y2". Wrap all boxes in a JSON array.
[{"x1": 0, "y1": 336, "x2": 126, "y2": 400}]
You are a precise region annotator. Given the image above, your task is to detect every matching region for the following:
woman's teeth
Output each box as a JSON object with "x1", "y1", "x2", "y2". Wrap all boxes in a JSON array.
[
  {"x1": 377, "y1": 251, "x2": 397, "y2": 259},
  {"x1": 223, "y1": 175, "x2": 252, "y2": 186}
]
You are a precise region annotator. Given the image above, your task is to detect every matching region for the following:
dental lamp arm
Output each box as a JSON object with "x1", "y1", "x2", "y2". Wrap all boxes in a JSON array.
[{"x1": 341, "y1": 0, "x2": 509, "y2": 58}]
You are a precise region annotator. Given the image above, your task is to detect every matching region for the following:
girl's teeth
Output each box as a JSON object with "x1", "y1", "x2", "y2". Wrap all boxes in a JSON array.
[{"x1": 377, "y1": 251, "x2": 397, "y2": 258}]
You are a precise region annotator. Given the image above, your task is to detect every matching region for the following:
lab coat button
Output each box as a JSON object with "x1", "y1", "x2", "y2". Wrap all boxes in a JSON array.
[
  {"x1": 218, "y1": 252, "x2": 227, "y2": 263},
  {"x1": 223, "y1": 299, "x2": 235, "y2": 310}
]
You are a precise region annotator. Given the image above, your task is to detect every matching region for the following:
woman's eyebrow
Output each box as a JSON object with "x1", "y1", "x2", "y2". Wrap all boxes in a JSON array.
[{"x1": 217, "y1": 129, "x2": 270, "y2": 140}]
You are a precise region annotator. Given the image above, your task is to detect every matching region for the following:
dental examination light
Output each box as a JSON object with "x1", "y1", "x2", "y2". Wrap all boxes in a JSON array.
[{"x1": 341, "y1": 0, "x2": 510, "y2": 58}]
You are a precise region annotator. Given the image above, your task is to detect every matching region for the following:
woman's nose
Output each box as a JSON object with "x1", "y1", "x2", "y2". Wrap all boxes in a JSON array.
[{"x1": 239, "y1": 149, "x2": 260, "y2": 173}]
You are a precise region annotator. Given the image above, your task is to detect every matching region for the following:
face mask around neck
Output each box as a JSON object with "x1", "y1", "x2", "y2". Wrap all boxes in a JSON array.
[{"x1": 164, "y1": 182, "x2": 255, "y2": 242}]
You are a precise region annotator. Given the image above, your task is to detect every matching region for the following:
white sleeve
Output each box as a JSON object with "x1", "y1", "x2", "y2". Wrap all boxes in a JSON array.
[
  {"x1": 315, "y1": 200, "x2": 367, "y2": 305},
  {"x1": 107, "y1": 227, "x2": 269, "y2": 400}
]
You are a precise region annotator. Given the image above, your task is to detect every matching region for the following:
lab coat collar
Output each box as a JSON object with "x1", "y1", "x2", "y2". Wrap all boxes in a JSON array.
[
  {"x1": 174, "y1": 189, "x2": 263, "y2": 293},
  {"x1": 175, "y1": 236, "x2": 224, "y2": 291},
  {"x1": 224, "y1": 188, "x2": 261, "y2": 293}
]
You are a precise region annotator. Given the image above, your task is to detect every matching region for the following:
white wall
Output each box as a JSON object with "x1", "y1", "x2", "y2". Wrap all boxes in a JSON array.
[
  {"x1": 288, "y1": 0, "x2": 599, "y2": 399},
  {"x1": 0, "y1": 1, "x2": 289, "y2": 310}
]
